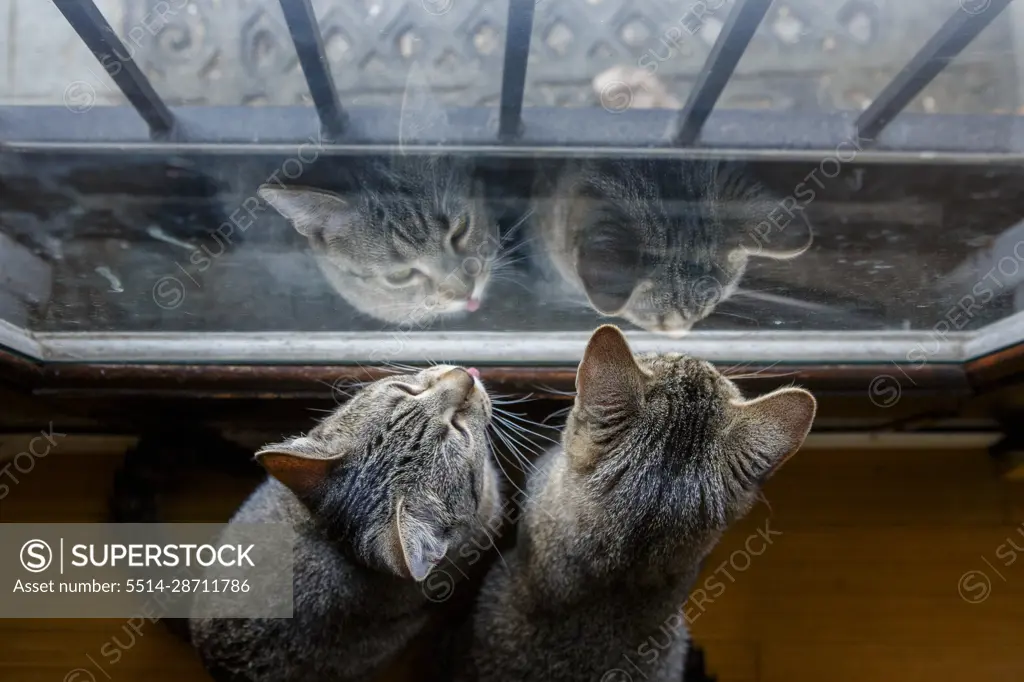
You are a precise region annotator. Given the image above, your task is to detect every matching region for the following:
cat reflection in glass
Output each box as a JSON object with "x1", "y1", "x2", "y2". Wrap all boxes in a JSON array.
[
  {"x1": 535, "y1": 160, "x2": 813, "y2": 336},
  {"x1": 259, "y1": 156, "x2": 497, "y2": 326}
]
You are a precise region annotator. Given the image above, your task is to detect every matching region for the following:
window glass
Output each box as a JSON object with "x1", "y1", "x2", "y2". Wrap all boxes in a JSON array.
[{"x1": 1, "y1": 0, "x2": 1021, "y2": 363}]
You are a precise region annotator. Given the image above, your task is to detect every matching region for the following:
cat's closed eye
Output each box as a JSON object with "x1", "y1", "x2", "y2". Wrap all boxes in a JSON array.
[
  {"x1": 393, "y1": 382, "x2": 421, "y2": 396},
  {"x1": 448, "y1": 216, "x2": 470, "y2": 250},
  {"x1": 385, "y1": 268, "x2": 421, "y2": 286}
]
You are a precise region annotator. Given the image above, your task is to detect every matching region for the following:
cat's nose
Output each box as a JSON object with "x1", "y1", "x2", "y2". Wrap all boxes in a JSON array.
[{"x1": 436, "y1": 367, "x2": 475, "y2": 403}]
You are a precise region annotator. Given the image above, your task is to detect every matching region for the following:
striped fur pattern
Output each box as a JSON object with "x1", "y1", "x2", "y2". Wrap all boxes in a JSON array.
[
  {"x1": 535, "y1": 160, "x2": 811, "y2": 336},
  {"x1": 191, "y1": 365, "x2": 501, "y2": 682},
  {"x1": 259, "y1": 156, "x2": 497, "y2": 324},
  {"x1": 457, "y1": 325, "x2": 815, "y2": 682}
]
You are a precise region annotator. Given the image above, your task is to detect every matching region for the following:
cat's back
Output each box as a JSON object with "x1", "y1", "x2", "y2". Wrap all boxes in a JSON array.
[
  {"x1": 461, "y1": 450, "x2": 692, "y2": 682},
  {"x1": 467, "y1": 564, "x2": 689, "y2": 682}
]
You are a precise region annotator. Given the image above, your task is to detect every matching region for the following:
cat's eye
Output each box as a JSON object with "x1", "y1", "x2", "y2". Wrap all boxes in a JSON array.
[
  {"x1": 393, "y1": 383, "x2": 420, "y2": 396},
  {"x1": 385, "y1": 269, "x2": 419, "y2": 286},
  {"x1": 448, "y1": 216, "x2": 470, "y2": 250},
  {"x1": 449, "y1": 419, "x2": 469, "y2": 438}
]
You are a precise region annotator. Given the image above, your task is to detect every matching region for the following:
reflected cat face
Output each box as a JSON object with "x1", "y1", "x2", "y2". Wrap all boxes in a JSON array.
[
  {"x1": 260, "y1": 158, "x2": 497, "y2": 325},
  {"x1": 549, "y1": 161, "x2": 812, "y2": 337}
]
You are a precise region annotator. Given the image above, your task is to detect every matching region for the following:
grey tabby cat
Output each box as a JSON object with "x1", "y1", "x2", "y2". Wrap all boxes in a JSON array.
[
  {"x1": 191, "y1": 365, "x2": 501, "y2": 682},
  {"x1": 535, "y1": 160, "x2": 813, "y2": 336},
  {"x1": 259, "y1": 156, "x2": 497, "y2": 325},
  {"x1": 456, "y1": 325, "x2": 815, "y2": 682}
]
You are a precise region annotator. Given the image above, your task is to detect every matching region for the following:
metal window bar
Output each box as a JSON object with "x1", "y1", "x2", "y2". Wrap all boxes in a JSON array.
[
  {"x1": 673, "y1": 0, "x2": 773, "y2": 146},
  {"x1": 277, "y1": 0, "x2": 348, "y2": 139},
  {"x1": 52, "y1": 0, "x2": 176, "y2": 138},
  {"x1": 855, "y1": 0, "x2": 1013, "y2": 141},
  {"x1": 22, "y1": 0, "x2": 1021, "y2": 155},
  {"x1": 498, "y1": 0, "x2": 537, "y2": 140}
]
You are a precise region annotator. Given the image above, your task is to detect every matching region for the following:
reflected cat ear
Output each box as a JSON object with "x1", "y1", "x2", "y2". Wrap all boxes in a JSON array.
[
  {"x1": 257, "y1": 186, "x2": 348, "y2": 238},
  {"x1": 576, "y1": 325, "x2": 646, "y2": 414},
  {"x1": 726, "y1": 388, "x2": 816, "y2": 480},
  {"x1": 576, "y1": 215, "x2": 643, "y2": 315},
  {"x1": 388, "y1": 498, "x2": 449, "y2": 582},
  {"x1": 255, "y1": 437, "x2": 336, "y2": 500},
  {"x1": 399, "y1": 60, "x2": 449, "y2": 153}
]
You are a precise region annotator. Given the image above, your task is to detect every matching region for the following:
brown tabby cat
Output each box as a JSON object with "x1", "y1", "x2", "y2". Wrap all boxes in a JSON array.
[
  {"x1": 455, "y1": 325, "x2": 815, "y2": 681},
  {"x1": 191, "y1": 365, "x2": 501, "y2": 682}
]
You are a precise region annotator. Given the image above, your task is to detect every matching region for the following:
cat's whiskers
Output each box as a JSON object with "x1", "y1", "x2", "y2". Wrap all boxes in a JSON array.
[
  {"x1": 728, "y1": 371, "x2": 801, "y2": 381},
  {"x1": 489, "y1": 405, "x2": 557, "y2": 444},
  {"x1": 713, "y1": 311, "x2": 759, "y2": 324},
  {"x1": 318, "y1": 378, "x2": 351, "y2": 396},
  {"x1": 541, "y1": 405, "x2": 573, "y2": 425},
  {"x1": 536, "y1": 384, "x2": 578, "y2": 398},
  {"x1": 723, "y1": 360, "x2": 803, "y2": 381},
  {"x1": 485, "y1": 430, "x2": 534, "y2": 500},
  {"x1": 380, "y1": 361, "x2": 423, "y2": 374},
  {"x1": 490, "y1": 424, "x2": 538, "y2": 472},
  {"x1": 489, "y1": 393, "x2": 536, "y2": 406},
  {"x1": 719, "y1": 360, "x2": 755, "y2": 376},
  {"x1": 501, "y1": 208, "x2": 535, "y2": 246},
  {"x1": 474, "y1": 517, "x2": 510, "y2": 574},
  {"x1": 493, "y1": 419, "x2": 548, "y2": 458},
  {"x1": 487, "y1": 273, "x2": 533, "y2": 293},
  {"x1": 489, "y1": 420, "x2": 541, "y2": 474}
]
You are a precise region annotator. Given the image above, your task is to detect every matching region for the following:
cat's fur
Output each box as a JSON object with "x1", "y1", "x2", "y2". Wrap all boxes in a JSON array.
[
  {"x1": 535, "y1": 160, "x2": 813, "y2": 336},
  {"x1": 259, "y1": 156, "x2": 497, "y2": 325},
  {"x1": 191, "y1": 365, "x2": 502, "y2": 682},
  {"x1": 456, "y1": 325, "x2": 815, "y2": 682}
]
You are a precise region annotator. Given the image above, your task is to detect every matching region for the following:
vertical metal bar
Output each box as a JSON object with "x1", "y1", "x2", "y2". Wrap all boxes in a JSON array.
[
  {"x1": 52, "y1": 0, "x2": 176, "y2": 137},
  {"x1": 856, "y1": 0, "x2": 1012, "y2": 141},
  {"x1": 278, "y1": 0, "x2": 347, "y2": 138},
  {"x1": 673, "y1": 0, "x2": 773, "y2": 146},
  {"x1": 498, "y1": 0, "x2": 537, "y2": 140}
]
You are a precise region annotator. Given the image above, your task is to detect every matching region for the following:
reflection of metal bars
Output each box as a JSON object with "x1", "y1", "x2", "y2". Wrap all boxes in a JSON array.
[
  {"x1": 17, "y1": 0, "x2": 1022, "y2": 150},
  {"x1": 277, "y1": 0, "x2": 347, "y2": 138},
  {"x1": 498, "y1": 0, "x2": 537, "y2": 140},
  {"x1": 673, "y1": 0, "x2": 773, "y2": 145},
  {"x1": 52, "y1": 0, "x2": 175, "y2": 138},
  {"x1": 856, "y1": 0, "x2": 1013, "y2": 141}
]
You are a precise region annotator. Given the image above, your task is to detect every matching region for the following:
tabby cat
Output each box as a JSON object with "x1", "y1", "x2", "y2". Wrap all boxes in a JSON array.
[
  {"x1": 259, "y1": 156, "x2": 497, "y2": 325},
  {"x1": 535, "y1": 160, "x2": 813, "y2": 336},
  {"x1": 191, "y1": 365, "x2": 501, "y2": 682},
  {"x1": 455, "y1": 325, "x2": 815, "y2": 681}
]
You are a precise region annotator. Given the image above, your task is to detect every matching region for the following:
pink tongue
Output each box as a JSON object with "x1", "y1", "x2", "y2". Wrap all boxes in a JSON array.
[
  {"x1": 466, "y1": 299, "x2": 480, "y2": 312},
  {"x1": 467, "y1": 367, "x2": 480, "y2": 379}
]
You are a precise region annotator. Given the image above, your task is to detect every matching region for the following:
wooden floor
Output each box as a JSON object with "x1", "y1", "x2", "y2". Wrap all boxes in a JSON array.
[{"x1": 2, "y1": 444, "x2": 1024, "y2": 681}]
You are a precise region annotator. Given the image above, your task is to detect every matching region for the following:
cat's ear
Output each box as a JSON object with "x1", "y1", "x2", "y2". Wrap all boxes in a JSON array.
[
  {"x1": 399, "y1": 60, "x2": 449, "y2": 153},
  {"x1": 258, "y1": 186, "x2": 348, "y2": 238},
  {"x1": 255, "y1": 437, "x2": 336, "y2": 500},
  {"x1": 387, "y1": 499, "x2": 449, "y2": 582},
  {"x1": 726, "y1": 387, "x2": 816, "y2": 480},
  {"x1": 575, "y1": 214, "x2": 644, "y2": 315},
  {"x1": 576, "y1": 325, "x2": 646, "y2": 414}
]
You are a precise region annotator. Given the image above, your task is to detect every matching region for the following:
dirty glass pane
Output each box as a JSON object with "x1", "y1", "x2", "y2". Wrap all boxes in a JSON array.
[{"x1": 0, "y1": 0, "x2": 1022, "y2": 361}]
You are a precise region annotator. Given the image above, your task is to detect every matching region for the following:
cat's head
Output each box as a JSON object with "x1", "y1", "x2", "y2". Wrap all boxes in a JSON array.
[
  {"x1": 255, "y1": 365, "x2": 498, "y2": 581},
  {"x1": 259, "y1": 159, "x2": 497, "y2": 325},
  {"x1": 571, "y1": 163, "x2": 812, "y2": 337},
  {"x1": 561, "y1": 325, "x2": 815, "y2": 562},
  {"x1": 574, "y1": 213, "x2": 745, "y2": 337}
]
